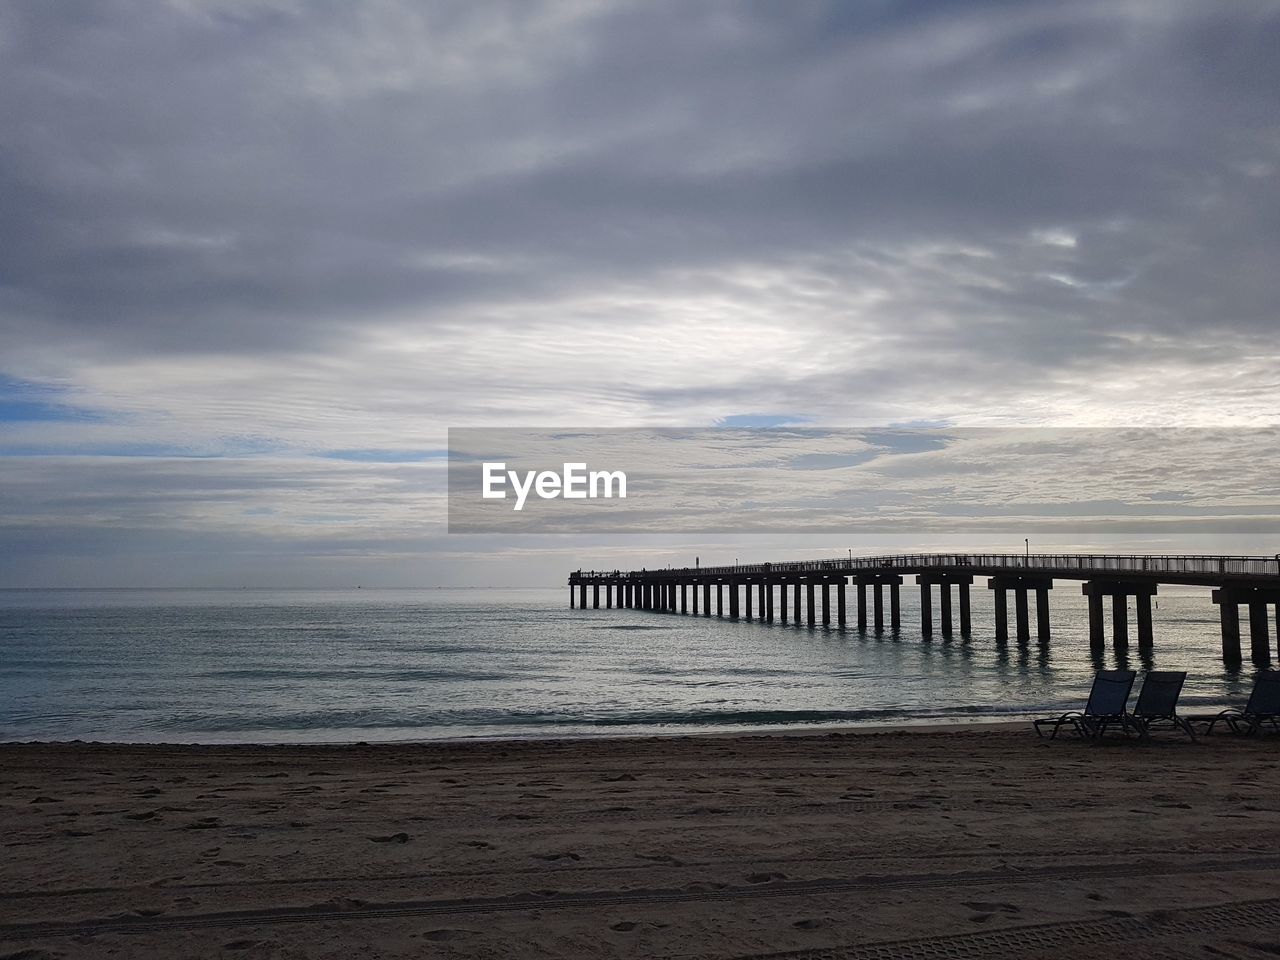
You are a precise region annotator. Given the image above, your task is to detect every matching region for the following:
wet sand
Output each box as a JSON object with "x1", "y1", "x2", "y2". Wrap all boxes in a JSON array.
[{"x1": 2, "y1": 727, "x2": 1279, "y2": 959}]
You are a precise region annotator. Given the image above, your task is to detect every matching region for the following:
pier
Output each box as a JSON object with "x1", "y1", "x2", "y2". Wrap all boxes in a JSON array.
[{"x1": 568, "y1": 553, "x2": 1280, "y2": 666}]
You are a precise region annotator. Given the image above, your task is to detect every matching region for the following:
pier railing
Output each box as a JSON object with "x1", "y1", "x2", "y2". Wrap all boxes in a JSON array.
[{"x1": 573, "y1": 553, "x2": 1280, "y2": 580}]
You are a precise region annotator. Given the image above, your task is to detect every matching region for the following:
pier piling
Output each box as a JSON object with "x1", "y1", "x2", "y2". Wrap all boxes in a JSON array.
[
  {"x1": 989, "y1": 576, "x2": 1051, "y2": 643},
  {"x1": 919, "y1": 582, "x2": 932, "y2": 637}
]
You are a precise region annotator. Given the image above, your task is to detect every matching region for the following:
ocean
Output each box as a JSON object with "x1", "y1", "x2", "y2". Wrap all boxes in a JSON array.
[{"x1": 0, "y1": 587, "x2": 1260, "y2": 743}]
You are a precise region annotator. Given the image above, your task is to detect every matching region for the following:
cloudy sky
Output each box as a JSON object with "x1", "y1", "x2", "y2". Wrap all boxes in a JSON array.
[{"x1": 2, "y1": 0, "x2": 1278, "y2": 587}]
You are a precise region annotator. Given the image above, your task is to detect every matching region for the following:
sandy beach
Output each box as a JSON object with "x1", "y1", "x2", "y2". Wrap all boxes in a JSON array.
[{"x1": 2, "y1": 727, "x2": 1279, "y2": 959}]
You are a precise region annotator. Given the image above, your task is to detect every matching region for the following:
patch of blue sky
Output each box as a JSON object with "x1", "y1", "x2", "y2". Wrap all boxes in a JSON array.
[
  {"x1": 858, "y1": 429, "x2": 953, "y2": 455},
  {"x1": 0, "y1": 376, "x2": 103, "y2": 423}
]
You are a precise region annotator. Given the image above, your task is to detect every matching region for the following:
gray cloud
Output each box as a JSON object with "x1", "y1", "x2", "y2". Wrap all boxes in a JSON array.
[{"x1": 2, "y1": 0, "x2": 1279, "y2": 583}]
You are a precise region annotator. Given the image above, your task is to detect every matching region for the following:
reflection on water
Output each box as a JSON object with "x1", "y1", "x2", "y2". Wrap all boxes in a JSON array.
[{"x1": 0, "y1": 586, "x2": 1261, "y2": 743}]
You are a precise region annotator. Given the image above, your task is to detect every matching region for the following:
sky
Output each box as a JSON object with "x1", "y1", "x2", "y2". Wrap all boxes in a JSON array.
[{"x1": 1, "y1": 0, "x2": 1279, "y2": 587}]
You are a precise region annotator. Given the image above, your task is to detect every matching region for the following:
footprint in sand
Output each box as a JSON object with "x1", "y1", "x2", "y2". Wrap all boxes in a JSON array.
[
  {"x1": 636, "y1": 854, "x2": 680, "y2": 864},
  {"x1": 421, "y1": 929, "x2": 478, "y2": 942},
  {"x1": 962, "y1": 901, "x2": 1020, "y2": 914}
]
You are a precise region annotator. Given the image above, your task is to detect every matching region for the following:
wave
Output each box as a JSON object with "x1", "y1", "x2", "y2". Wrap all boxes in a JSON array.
[
  {"x1": 136, "y1": 702, "x2": 1044, "y2": 734},
  {"x1": 202, "y1": 668, "x2": 514, "y2": 682}
]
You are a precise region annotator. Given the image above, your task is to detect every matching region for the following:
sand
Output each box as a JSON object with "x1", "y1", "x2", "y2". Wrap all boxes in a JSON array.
[{"x1": 2, "y1": 726, "x2": 1279, "y2": 959}]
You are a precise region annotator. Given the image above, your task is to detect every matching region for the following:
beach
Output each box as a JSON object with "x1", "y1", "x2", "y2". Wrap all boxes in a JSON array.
[{"x1": 3, "y1": 727, "x2": 1279, "y2": 959}]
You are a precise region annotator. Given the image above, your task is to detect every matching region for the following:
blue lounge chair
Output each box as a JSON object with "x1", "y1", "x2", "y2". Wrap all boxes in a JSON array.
[
  {"x1": 1034, "y1": 670, "x2": 1136, "y2": 740},
  {"x1": 1204, "y1": 670, "x2": 1280, "y2": 735},
  {"x1": 1127, "y1": 671, "x2": 1195, "y2": 740}
]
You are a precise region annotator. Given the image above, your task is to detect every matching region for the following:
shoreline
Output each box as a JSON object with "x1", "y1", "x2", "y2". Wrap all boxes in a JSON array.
[
  {"x1": 0, "y1": 715, "x2": 1077, "y2": 749},
  {"x1": 0, "y1": 707, "x2": 1240, "y2": 749}
]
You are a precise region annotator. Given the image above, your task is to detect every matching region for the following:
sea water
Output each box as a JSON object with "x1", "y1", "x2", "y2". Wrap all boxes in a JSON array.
[{"x1": 0, "y1": 587, "x2": 1258, "y2": 743}]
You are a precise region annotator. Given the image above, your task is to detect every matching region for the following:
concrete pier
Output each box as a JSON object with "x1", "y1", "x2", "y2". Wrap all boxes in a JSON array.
[
  {"x1": 1213, "y1": 584, "x2": 1280, "y2": 666},
  {"x1": 918, "y1": 574, "x2": 973, "y2": 638},
  {"x1": 853, "y1": 574, "x2": 901, "y2": 633},
  {"x1": 989, "y1": 576, "x2": 1052, "y2": 643},
  {"x1": 1082, "y1": 581, "x2": 1157, "y2": 652},
  {"x1": 569, "y1": 552, "x2": 1280, "y2": 664}
]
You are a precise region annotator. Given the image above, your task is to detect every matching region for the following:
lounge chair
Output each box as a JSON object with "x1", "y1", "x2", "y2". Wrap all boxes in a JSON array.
[
  {"x1": 1127, "y1": 671, "x2": 1195, "y2": 740},
  {"x1": 1203, "y1": 670, "x2": 1280, "y2": 735},
  {"x1": 1034, "y1": 670, "x2": 1136, "y2": 740}
]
